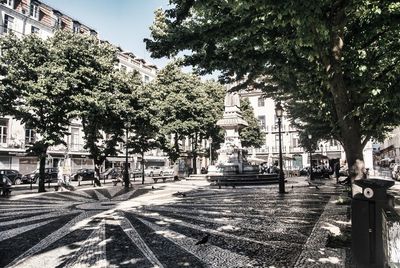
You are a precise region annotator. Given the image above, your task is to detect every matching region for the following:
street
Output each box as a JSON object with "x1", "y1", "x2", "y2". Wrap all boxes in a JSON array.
[{"x1": 0, "y1": 177, "x2": 356, "y2": 268}]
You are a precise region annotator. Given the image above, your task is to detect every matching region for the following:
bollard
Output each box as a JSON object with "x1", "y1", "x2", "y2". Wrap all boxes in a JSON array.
[{"x1": 351, "y1": 178, "x2": 394, "y2": 267}]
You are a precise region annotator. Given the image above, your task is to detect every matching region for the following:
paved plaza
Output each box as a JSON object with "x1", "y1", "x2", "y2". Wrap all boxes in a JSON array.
[{"x1": 0, "y1": 177, "x2": 364, "y2": 267}]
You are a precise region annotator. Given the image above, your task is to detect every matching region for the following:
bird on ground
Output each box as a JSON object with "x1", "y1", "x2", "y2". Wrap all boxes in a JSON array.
[
  {"x1": 195, "y1": 234, "x2": 210, "y2": 245},
  {"x1": 291, "y1": 185, "x2": 294, "y2": 190},
  {"x1": 151, "y1": 186, "x2": 155, "y2": 190},
  {"x1": 315, "y1": 185, "x2": 320, "y2": 190},
  {"x1": 232, "y1": 185, "x2": 236, "y2": 189}
]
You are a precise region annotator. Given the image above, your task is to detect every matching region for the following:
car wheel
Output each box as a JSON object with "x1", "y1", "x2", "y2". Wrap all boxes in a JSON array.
[{"x1": 14, "y1": 178, "x2": 22, "y2": 185}]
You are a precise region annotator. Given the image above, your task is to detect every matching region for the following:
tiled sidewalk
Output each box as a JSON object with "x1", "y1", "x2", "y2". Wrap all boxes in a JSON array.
[{"x1": 0, "y1": 176, "x2": 354, "y2": 267}]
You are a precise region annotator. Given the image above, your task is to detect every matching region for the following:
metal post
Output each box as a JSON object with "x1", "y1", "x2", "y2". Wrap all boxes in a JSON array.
[
  {"x1": 209, "y1": 138, "x2": 212, "y2": 165},
  {"x1": 277, "y1": 117, "x2": 285, "y2": 193},
  {"x1": 124, "y1": 127, "x2": 129, "y2": 188},
  {"x1": 309, "y1": 150, "x2": 313, "y2": 180}
]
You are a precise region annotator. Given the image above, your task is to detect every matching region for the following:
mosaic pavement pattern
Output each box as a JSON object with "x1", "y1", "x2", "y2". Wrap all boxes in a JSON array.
[{"x1": 0, "y1": 181, "x2": 346, "y2": 268}]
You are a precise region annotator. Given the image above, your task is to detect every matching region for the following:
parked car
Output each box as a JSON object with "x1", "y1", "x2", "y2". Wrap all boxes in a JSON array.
[
  {"x1": 130, "y1": 169, "x2": 142, "y2": 179},
  {"x1": 144, "y1": 166, "x2": 163, "y2": 177},
  {"x1": 71, "y1": 168, "x2": 95, "y2": 181},
  {"x1": 161, "y1": 166, "x2": 175, "y2": 176},
  {"x1": 21, "y1": 168, "x2": 58, "y2": 184},
  {"x1": 299, "y1": 167, "x2": 310, "y2": 176},
  {"x1": 391, "y1": 164, "x2": 400, "y2": 181},
  {"x1": 0, "y1": 169, "x2": 23, "y2": 185},
  {"x1": 100, "y1": 168, "x2": 120, "y2": 180}
]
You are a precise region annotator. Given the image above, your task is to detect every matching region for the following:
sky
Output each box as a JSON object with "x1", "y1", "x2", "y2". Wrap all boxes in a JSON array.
[{"x1": 42, "y1": 0, "x2": 171, "y2": 68}]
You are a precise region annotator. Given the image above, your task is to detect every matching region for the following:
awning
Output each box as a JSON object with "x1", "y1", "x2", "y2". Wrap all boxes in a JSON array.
[
  {"x1": 106, "y1": 157, "x2": 126, "y2": 162},
  {"x1": 311, "y1": 153, "x2": 329, "y2": 160},
  {"x1": 247, "y1": 157, "x2": 268, "y2": 163},
  {"x1": 326, "y1": 151, "x2": 341, "y2": 159}
]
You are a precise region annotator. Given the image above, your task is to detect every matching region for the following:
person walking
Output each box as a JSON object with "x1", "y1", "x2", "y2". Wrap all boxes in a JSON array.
[{"x1": 334, "y1": 162, "x2": 340, "y2": 184}]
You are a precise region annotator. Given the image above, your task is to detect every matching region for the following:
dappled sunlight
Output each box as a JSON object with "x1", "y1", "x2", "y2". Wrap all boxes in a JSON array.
[
  {"x1": 318, "y1": 256, "x2": 341, "y2": 264},
  {"x1": 334, "y1": 220, "x2": 351, "y2": 225},
  {"x1": 217, "y1": 224, "x2": 240, "y2": 231},
  {"x1": 321, "y1": 222, "x2": 342, "y2": 236},
  {"x1": 155, "y1": 230, "x2": 186, "y2": 239}
]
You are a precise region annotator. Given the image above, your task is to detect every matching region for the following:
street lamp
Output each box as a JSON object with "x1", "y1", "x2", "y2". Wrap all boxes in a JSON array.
[
  {"x1": 208, "y1": 137, "x2": 212, "y2": 165},
  {"x1": 275, "y1": 102, "x2": 285, "y2": 194},
  {"x1": 308, "y1": 134, "x2": 313, "y2": 180},
  {"x1": 124, "y1": 126, "x2": 130, "y2": 189}
]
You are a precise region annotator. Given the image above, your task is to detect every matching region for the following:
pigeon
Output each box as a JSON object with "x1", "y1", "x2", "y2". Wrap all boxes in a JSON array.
[
  {"x1": 232, "y1": 185, "x2": 236, "y2": 189},
  {"x1": 195, "y1": 234, "x2": 210, "y2": 245},
  {"x1": 151, "y1": 186, "x2": 155, "y2": 190},
  {"x1": 291, "y1": 185, "x2": 294, "y2": 190},
  {"x1": 315, "y1": 185, "x2": 320, "y2": 190}
]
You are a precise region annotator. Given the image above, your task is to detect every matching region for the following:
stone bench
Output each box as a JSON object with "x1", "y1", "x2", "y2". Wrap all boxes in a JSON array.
[{"x1": 152, "y1": 176, "x2": 175, "y2": 183}]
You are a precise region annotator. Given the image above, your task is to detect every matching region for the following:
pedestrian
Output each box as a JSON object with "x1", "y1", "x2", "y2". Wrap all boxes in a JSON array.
[{"x1": 334, "y1": 162, "x2": 340, "y2": 183}]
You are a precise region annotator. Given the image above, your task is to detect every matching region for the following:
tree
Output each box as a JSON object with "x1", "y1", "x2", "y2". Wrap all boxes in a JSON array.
[
  {"x1": 78, "y1": 69, "x2": 143, "y2": 187},
  {"x1": 127, "y1": 82, "x2": 165, "y2": 184},
  {"x1": 239, "y1": 97, "x2": 264, "y2": 149},
  {"x1": 151, "y1": 63, "x2": 225, "y2": 174},
  {"x1": 0, "y1": 31, "x2": 114, "y2": 192},
  {"x1": 145, "y1": 1, "x2": 400, "y2": 179}
]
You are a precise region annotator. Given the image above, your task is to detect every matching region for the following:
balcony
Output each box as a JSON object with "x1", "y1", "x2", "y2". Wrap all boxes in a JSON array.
[{"x1": 255, "y1": 147, "x2": 269, "y2": 153}]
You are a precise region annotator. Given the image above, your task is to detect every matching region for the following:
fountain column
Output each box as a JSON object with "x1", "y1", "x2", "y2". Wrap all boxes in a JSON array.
[{"x1": 216, "y1": 92, "x2": 248, "y2": 174}]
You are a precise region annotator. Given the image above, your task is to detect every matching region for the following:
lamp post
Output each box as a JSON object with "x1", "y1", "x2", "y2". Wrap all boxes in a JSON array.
[
  {"x1": 308, "y1": 134, "x2": 313, "y2": 180},
  {"x1": 275, "y1": 102, "x2": 285, "y2": 194},
  {"x1": 208, "y1": 137, "x2": 212, "y2": 165},
  {"x1": 124, "y1": 126, "x2": 129, "y2": 189}
]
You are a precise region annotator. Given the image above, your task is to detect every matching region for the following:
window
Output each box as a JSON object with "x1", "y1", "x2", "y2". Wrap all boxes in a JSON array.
[
  {"x1": 3, "y1": 14, "x2": 14, "y2": 33},
  {"x1": 73, "y1": 21, "x2": 80, "y2": 33},
  {"x1": 5, "y1": 0, "x2": 14, "y2": 8},
  {"x1": 258, "y1": 116, "x2": 266, "y2": 130},
  {"x1": 70, "y1": 127, "x2": 79, "y2": 151},
  {"x1": 0, "y1": 119, "x2": 8, "y2": 144},
  {"x1": 25, "y1": 129, "x2": 36, "y2": 144},
  {"x1": 31, "y1": 26, "x2": 39, "y2": 34},
  {"x1": 257, "y1": 97, "x2": 265, "y2": 107},
  {"x1": 30, "y1": 3, "x2": 39, "y2": 19},
  {"x1": 329, "y1": 139, "x2": 338, "y2": 146}
]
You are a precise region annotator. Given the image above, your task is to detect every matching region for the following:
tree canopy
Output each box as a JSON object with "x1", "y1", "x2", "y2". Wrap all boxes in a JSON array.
[
  {"x1": 150, "y1": 63, "x2": 225, "y2": 171},
  {"x1": 0, "y1": 31, "x2": 117, "y2": 191},
  {"x1": 239, "y1": 97, "x2": 264, "y2": 149},
  {"x1": 145, "y1": 1, "x2": 400, "y2": 175}
]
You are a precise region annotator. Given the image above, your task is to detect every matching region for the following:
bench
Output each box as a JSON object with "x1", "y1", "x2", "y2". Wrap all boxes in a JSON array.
[
  {"x1": 208, "y1": 174, "x2": 280, "y2": 188},
  {"x1": 152, "y1": 176, "x2": 175, "y2": 183}
]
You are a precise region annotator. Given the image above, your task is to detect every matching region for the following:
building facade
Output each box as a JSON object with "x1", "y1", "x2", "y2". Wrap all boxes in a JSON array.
[
  {"x1": 240, "y1": 90, "x2": 374, "y2": 171},
  {"x1": 378, "y1": 127, "x2": 400, "y2": 166},
  {"x1": 0, "y1": 0, "x2": 159, "y2": 174}
]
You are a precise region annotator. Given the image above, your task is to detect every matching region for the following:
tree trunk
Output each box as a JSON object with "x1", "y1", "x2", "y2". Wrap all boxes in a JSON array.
[
  {"x1": 328, "y1": 1, "x2": 365, "y2": 180},
  {"x1": 141, "y1": 152, "x2": 145, "y2": 184},
  {"x1": 38, "y1": 153, "x2": 46, "y2": 193},
  {"x1": 192, "y1": 133, "x2": 198, "y2": 175},
  {"x1": 93, "y1": 161, "x2": 102, "y2": 187}
]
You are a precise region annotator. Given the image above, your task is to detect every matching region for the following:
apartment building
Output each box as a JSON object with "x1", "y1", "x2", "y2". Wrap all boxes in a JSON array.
[
  {"x1": 378, "y1": 127, "x2": 400, "y2": 166},
  {"x1": 240, "y1": 90, "x2": 374, "y2": 170},
  {"x1": 0, "y1": 0, "x2": 159, "y2": 173}
]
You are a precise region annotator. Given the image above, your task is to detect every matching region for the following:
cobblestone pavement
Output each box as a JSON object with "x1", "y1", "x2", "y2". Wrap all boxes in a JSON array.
[{"x1": 0, "y1": 177, "x2": 353, "y2": 268}]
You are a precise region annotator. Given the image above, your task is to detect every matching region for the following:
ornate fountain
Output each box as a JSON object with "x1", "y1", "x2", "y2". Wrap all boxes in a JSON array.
[{"x1": 214, "y1": 91, "x2": 248, "y2": 174}]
